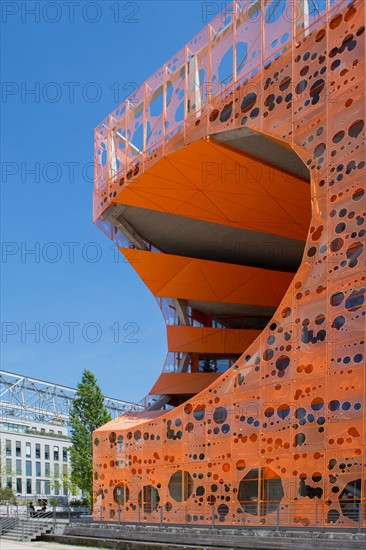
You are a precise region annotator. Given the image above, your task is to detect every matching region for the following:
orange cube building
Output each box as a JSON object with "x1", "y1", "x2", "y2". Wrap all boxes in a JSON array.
[{"x1": 93, "y1": 0, "x2": 365, "y2": 528}]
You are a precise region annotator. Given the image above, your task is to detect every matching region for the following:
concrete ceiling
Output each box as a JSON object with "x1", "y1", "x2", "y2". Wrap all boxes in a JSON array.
[
  {"x1": 211, "y1": 128, "x2": 310, "y2": 181},
  {"x1": 117, "y1": 205, "x2": 306, "y2": 272}
]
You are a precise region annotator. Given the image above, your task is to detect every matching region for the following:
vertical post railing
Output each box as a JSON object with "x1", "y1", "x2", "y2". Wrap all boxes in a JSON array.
[
  {"x1": 163, "y1": 65, "x2": 167, "y2": 157},
  {"x1": 207, "y1": 25, "x2": 212, "y2": 137},
  {"x1": 107, "y1": 115, "x2": 113, "y2": 199},
  {"x1": 233, "y1": 2, "x2": 237, "y2": 86},
  {"x1": 184, "y1": 45, "x2": 189, "y2": 145},
  {"x1": 160, "y1": 505, "x2": 163, "y2": 527},
  {"x1": 211, "y1": 506, "x2": 215, "y2": 529},
  {"x1": 276, "y1": 505, "x2": 280, "y2": 531},
  {"x1": 118, "y1": 504, "x2": 121, "y2": 525},
  {"x1": 124, "y1": 99, "x2": 129, "y2": 185},
  {"x1": 358, "y1": 501, "x2": 362, "y2": 533},
  {"x1": 315, "y1": 501, "x2": 318, "y2": 531},
  {"x1": 100, "y1": 506, "x2": 102, "y2": 524},
  {"x1": 138, "y1": 504, "x2": 141, "y2": 525},
  {"x1": 291, "y1": 0, "x2": 297, "y2": 150},
  {"x1": 260, "y1": 0, "x2": 265, "y2": 135},
  {"x1": 242, "y1": 508, "x2": 245, "y2": 530},
  {"x1": 143, "y1": 83, "x2": 147, "y2": 171}
]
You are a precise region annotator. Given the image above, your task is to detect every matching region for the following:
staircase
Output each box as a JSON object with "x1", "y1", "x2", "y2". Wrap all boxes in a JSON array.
[{"x1": 0, "y1": 517, "x2": 53, "y2": 542}]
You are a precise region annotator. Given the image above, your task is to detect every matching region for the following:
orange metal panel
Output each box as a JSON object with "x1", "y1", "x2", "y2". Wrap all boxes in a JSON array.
[
  {"x1": 113, "y1": 139, "x2": 310, "y2": 241},
  {"x1": 149, "y1": 372, "x2": 221, "y2": 395},
  {"x1": 94, "y1": 0, "x2": 366, "y2": 530},
  {"x1": 166, "y1": 325, "x2": 261, "y2": 354},
  {"x1": 121, "y1": 249, "x2": 294, "y2": 307}
]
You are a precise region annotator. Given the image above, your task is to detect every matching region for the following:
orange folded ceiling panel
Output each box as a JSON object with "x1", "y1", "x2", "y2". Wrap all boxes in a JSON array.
[
  {"x1": 121, "y1": 249, "x2": 294, "y2": 307},
  {"x1": 149, "y1": 372, "x2": 222, "y2": 396},
  {"x1": 114, "y1": 139, "x2": 310, "y2": 241}
]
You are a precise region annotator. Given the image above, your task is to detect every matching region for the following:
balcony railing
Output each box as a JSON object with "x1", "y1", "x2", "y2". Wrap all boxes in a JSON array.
[{"x1": 94, "y1": 0, "x2": 339, "y2": 222}]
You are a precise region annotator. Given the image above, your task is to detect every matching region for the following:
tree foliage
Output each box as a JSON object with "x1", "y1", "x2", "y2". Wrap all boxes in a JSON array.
[
  {"x1": 0, "y1": 486, "x2": 16, "y2": 504},
  {"x1": 69, "y1": 369, "x2": 111, "y2": 502}
]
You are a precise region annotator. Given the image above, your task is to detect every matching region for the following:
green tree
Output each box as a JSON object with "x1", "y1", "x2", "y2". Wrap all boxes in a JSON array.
[
  {"x1": 69, "y1": 369, "x2": 111, "y2": 504},
  {"x1": 0, "y1": 486, "x2": 16, "y2": 504}
]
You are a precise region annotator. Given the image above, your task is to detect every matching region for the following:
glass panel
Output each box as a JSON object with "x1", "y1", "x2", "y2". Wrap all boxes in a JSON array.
[
  {"x1": 5, "y1": 440, "x2": 11, "y2": 456},
  {"x1": 16, "y1": 478, "x2": 22, "y2": 493},
  {"x1": 54, "y1": 446, "x2": 59, "y2": 461},
  {"x1": 26, "y1": 479, "x2": 32, "y2": 494},
  {"x1": 15, "y1": 441, "x2": 21, "y2": 457}
]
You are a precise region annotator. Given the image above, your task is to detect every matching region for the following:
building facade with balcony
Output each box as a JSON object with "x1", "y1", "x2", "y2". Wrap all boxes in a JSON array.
[{"x1": 93, "y1": 0, "x2": 365, "y2": 529}]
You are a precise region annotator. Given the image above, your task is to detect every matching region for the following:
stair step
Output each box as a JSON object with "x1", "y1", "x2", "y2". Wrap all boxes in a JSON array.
[{"x1": 1, "y1": 523, "x2": 52, "y2": 543}]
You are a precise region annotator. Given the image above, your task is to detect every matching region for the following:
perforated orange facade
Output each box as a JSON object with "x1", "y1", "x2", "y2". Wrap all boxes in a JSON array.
[{"x1": 93, "y1": 0, "x2": 365, "y2": 528}]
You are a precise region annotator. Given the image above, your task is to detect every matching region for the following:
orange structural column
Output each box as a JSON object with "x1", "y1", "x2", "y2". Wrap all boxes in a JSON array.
[{"x1": 93, "y1": 0, "x2": 366, "y2": 530}]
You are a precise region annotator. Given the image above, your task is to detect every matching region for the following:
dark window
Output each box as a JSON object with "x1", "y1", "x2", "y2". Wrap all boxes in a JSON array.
[
  {"x1": 26, "y1": 479, "x2": 32, "y2": 494},
  {"x1": 5, "y1": 440, "x2": 11, "y2": 456},
  {"x1": 168, "y1": 470, "x2": 193, "y2": 502},
  {"x1": 53, "y1": 446, "x2": 59, "y2": 461},
  {"x1": 138, "y1": 485, "x2": 160, "y2": 513},
  {"x1": 15, "y1": 441, "x2": 21, "y2": 457},
  {"x1": 16, "y1": 478, "x2": 22, "y2": 493},
  {"x1": 238, "y1": 467, "x2": 284, "y2": 516},
  {"x1": 339, "y1": 479, "x2": 362, "y2": 522},
  {"x1": 44, "y1": 481, "x2": 50, "y2": 495},
  {"x1": 113, "y1": 483, "x2": 129, "y2": 504}
]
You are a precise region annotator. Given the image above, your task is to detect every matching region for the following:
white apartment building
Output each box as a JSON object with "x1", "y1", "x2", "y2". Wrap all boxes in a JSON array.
[{"x1": 0, "y1": 418, "x2": 79, "y2": 503}]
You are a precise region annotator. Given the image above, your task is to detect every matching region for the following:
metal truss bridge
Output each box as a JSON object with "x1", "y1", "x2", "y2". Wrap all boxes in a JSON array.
[{"x1": 0, "y1": 370, "x2": 143, "y2": 425}]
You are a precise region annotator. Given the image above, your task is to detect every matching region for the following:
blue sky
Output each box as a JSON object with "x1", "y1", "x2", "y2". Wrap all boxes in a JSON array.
[{"x1": 1, "y1": 1, "x2": 227, "y2": 402}]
